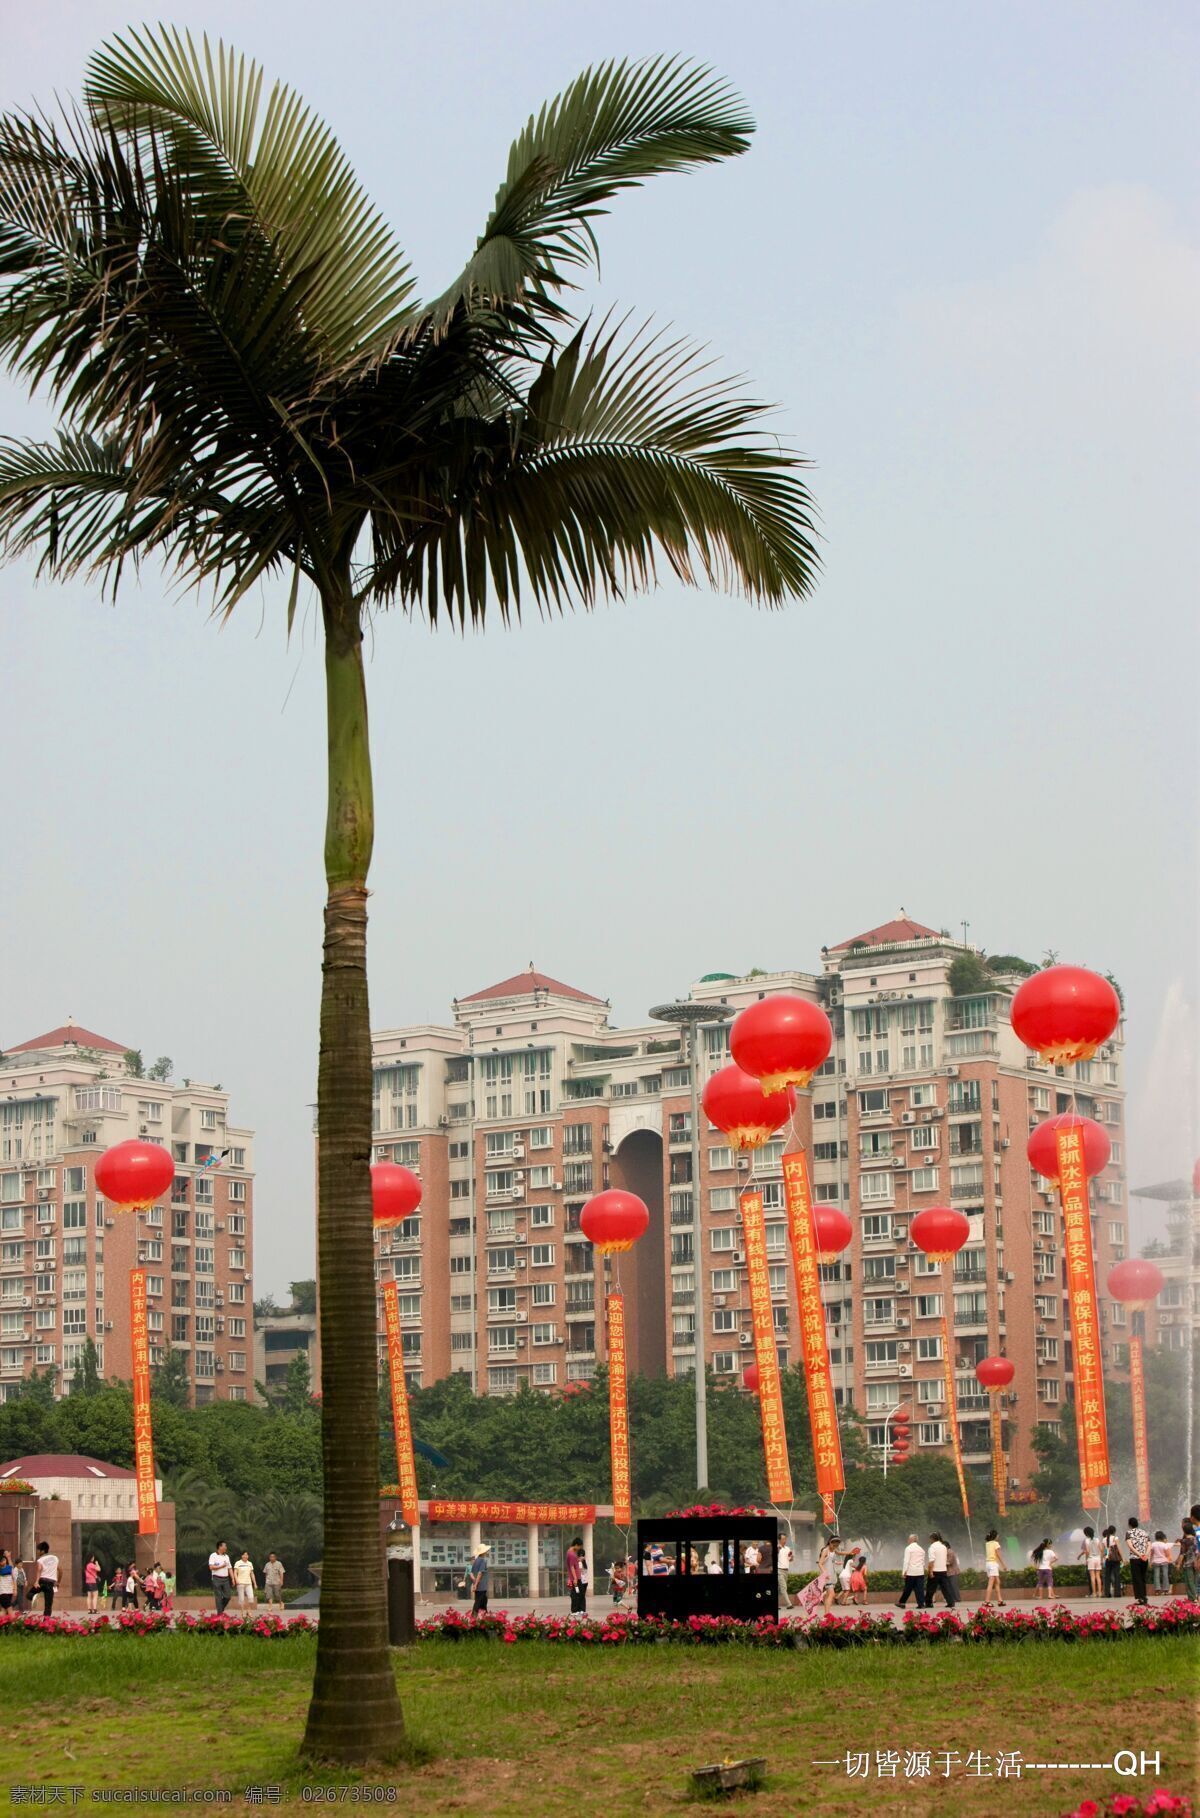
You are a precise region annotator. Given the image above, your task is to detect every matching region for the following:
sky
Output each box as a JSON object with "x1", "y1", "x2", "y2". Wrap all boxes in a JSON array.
[{"x1": 1, "y1": 0, "x2": 1196, "y2": 1296}]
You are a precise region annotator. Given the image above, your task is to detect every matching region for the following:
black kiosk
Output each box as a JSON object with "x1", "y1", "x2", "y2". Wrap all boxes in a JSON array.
[{"x1": 636, "y1": 1516, "x2": 779, "y2": 1622}]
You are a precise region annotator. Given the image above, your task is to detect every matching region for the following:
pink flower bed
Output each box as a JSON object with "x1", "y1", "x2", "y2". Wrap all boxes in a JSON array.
[
  {"x1": 0, "y1": 1610, "x2": 313, "y2": 1639},
  {"x1": 1065, "y1": 1794, "x2": 1191, "y2": 1816}
]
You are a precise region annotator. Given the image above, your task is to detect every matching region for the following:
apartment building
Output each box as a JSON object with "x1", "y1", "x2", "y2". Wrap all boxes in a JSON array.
[
  {"x1": 358, "y1": 925, "x2": 1128, "y2": 1490},
  {"x1": 1132, "y1": 1176, "x2": 1200, "y2": 1360},
  {"x1": 0, "y1": 1022, "x2": 256, "y2": 1404}
]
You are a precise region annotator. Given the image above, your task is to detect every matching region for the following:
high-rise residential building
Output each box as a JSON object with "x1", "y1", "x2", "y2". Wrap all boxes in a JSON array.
[
  {"x1": 0, "y1": 1022, "x2": 255, "y2": 1404},
  {"x1": 1133, "y1": 1177, "x2": 1200, "y2": 1360},
  {"x1": 354, "y1": 922, "x2": 1128, "y2": 1492}
]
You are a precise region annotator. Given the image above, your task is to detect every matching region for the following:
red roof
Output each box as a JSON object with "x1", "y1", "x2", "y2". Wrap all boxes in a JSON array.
[
  {"x1": 0, "y1": 1454, "x2": 137, "y2": 1481},
  {"x1": 830, "y1": 916, "x2": 942, "y2": 951},
  {"x1": 460, "y1": 966, "x2": 603, "y2": 1006},
  {"x1": 9, "y1": 1022, "x2": 127, "y2": 1055}
]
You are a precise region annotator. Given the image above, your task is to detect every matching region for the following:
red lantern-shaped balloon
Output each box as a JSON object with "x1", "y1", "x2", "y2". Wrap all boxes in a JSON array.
[
  {"x1": 730, "y1": 996, "x2": 833, "y2": 1094},
  {"x1": 1011, "y1": 965, "x2": 1121, "y2": 1065},
  {"x1": 976, "y1": 1356, "x2": 1015, "y2": 1392},
  {"x1": 1027, "y1": 1114, "x2": 1110, "y2": 1183},
  {"x1": 95, "y1": 1139, "x2": 174, "y2": 1212},
  {"x1": 579, "y1": 1189, "x2": 649, "y2": 1256},
  {"x1": 742, "y1": 1361, "x2": 760, "y2": 1393},
  {"x1": 701, "y1": 1064, "x2": 796, "y2": 1151},
  {"x1": 371, "y1": 1162, "x2": 422, "y2": 1229},
  {"x1": 1107, "y1": 1258, "x2": 1166, "y2": 1311},
  {"x1": 813, "y1": 1206, "x2": 853, "y2": 1256},
  {"x1": 909, "y1": 1206, "x2": 971, "y2": 1264}
]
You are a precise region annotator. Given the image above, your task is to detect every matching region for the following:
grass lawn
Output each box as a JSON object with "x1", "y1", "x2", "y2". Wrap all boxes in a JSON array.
[{"x1": 0, "y1": 1634, "x2": 1195, "y2": 1815}]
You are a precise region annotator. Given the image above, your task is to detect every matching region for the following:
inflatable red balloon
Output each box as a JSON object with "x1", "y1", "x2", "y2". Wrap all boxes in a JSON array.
[
  {"x1": 95, "y1": 1139, "x2": 174, "y2": 1212},
  {"x1": 579, "y1": 1189, "x2": 649, "y2": 1256},
  {"x1": 1011, "y1": 965, "x2": 1121, "y2": 1065},
  {"x1": 701, "y1": 1064, "x2": 796, "y2": 1151},
  {"x1": 742, "y1": 1361, "x2": 760, "y2": 1393},
  {"x1": 371, "y1": 1162, "x2": 422, "y2": 1229},
  {"x1": 730, "y1": 996, "x2": 832, "y2": 1093},
  {"x1": 1027, "y1": 1114, "x2": 1111, "y2": 1183},
  {"x1": 1107, "y1": 1258, "x2": 1165, "y2": 1310},
  {"x1": 813, "y1": 1206, "x2": 852, "y2": 1255},
  {"x1": 910, "y1": 1206, "x2": 970, "y2": 1263},
  {"x1": 976, "y1": 1356, "x2": 1015, "y2": 1391}
]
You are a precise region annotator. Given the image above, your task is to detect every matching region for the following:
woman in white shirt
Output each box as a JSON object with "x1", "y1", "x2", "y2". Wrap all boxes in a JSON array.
[
  {"x1": 1031, "y1": 1538, "x2": 1058, "y2": 1597},
  {"x1": 233, "y1": 1551, "x2": 258, "y2": 1606},
  {"x1": 1078, "y1": 1527, "x2": 1103, "y2": 1598}
]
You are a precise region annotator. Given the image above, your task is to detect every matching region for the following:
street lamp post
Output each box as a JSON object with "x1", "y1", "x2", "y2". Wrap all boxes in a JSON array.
[{"x1": 650, "y1": 997, "x2": 734, "y2": 1495}]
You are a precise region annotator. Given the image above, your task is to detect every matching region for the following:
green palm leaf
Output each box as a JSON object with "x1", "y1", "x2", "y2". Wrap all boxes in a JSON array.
[
  {"x1": 84, "y1": 24, "x2": 416, "y2": 371},
  {"x1": 430, "y1": 56, "x2": 753, "y2": 322}
]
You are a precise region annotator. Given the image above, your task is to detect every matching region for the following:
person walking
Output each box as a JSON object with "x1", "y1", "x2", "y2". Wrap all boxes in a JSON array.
[
  {"x1": 83, "y1": 1553, "x2": 101, "y2": 1615},
  {"x1": 110, "y1": 1564, "x2": 126, "y2": 1611},
  {"x1": 263, "y1": 1553, "x2": 285, "y2": 1614},
  {"x1": 162, "y1": 1567, "x2": 176, "y2": 1614},
  {"x1": 469, "y1": 1542, "x2": 490, "y2": 1615},
  {"x1": 777, "y1": 1537, "x2": 795, "y2": 1610},
  {"x1": 124, "y1": 1563, "x2": 141, "y2": 1610},
  {"x1": 983, "y1": 1530, "x2": 1005, "y2": 1606},
  {"x1": 233, "y1": 1550, "x2": 257, "y2": 1608},
  {"x1": 1101, "y1": 1527, "x2": 1123, "y2": 1599},
  {"x1": 208, "y1": 1541, "x2": 234, "y2": 1615},
  {"x1": 848, "y1": 1553, "x2": 869, "y2": 1605},
  {"x1": 896, "y1": 1534, "x2": 927, "y2": 1609},
  {"x1": 34, "y1": 1541, "x2": 59, "y2": 1617},
  {"x1": 1030, "y1": 1538, "x2": 1057, "y2": 1599},
  {"x1": 945, "y1": 1543, "x2": 962, "y2": 1606},
  {"x1": 1176, "y1": 1519, "x2": 1198, "y2": 1602},
  {"x1": 566, "y1": 1537, "x2": 588, "y2": 1614},
  {"x1": 1126, "y1": 1516, "x2": 1151, "y2": 1605},
  {"x1": 1149, "y1": 1532, "x2": 1172, "y2": 1597},
  {"x1": 927, "y1": 1533, "x2": 956, "y2": 1607},
  {"x1": 1079, "y1": 1528, "x2": 1103, "y2": 1598},
  {"x1": 817, "y1": 1535, "x2": 847, "y2": 1613},
  {"x1": 142, "y1": 1564, "x2": 160, "y2": 1612},
  {"x1": 13, "y1": 1560, "x2": 27, "y2": 1613},
  {"x1": 0, "y1": 1550, "x2": 14, "y2": 1611}
]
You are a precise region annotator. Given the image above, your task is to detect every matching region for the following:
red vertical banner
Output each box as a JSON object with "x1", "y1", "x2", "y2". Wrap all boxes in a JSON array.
[
  {"x1": 782, "y1": 1151, "x2": 844, "y2": 1522},
  {"x1": 1056, "y1": 1126, "x2": 1110, "y2": 1507},
  {"x1": 606, "y1": 1292, "x2": 632, "y2": 1527},
  {"x1": 740, "y1": 1190, "x2": 793, "y2": 1505},
  {"x1": 939, "y1": 1299, "x2": 971, "y2": 1521},
  {"x1": 382, "y1": 1281, "x2": 420, "y2": 1526},
  {"x1": 990, "y1": 1397, "x2": 1007, "y2": 1517},
  {"x1": 129, "y1": 1269, "x2": 158, "y2": 1535},
  {"x1": 1129, "y1": 1333, "x2": 1151, "y2": 1525}
]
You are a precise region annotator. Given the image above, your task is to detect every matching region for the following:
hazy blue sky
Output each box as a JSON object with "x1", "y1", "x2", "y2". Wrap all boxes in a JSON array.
[{"x1": 3, "y1": 1, "x2": 1196, "y2": 1295}]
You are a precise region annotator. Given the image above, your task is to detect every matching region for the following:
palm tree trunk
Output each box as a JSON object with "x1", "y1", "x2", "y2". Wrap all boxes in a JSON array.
[{"x1": 302, "y1": 576, "x2": 405, "y2": 1764}]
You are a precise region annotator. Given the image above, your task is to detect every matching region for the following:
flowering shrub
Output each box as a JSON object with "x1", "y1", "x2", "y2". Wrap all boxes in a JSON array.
[
  {"x1": 412, "y1": 1599, "x2": 1200, "y2": 1651},
  {"x1": 0, "y1": 1480, "x2": 34, "y2": 1496},
  {"x1": 0, "y1": 1610, "x2": 314, "y2": 1640},
  {"x1": 664, "y1": 1503, "x2": 769, "y2": 1520},
  {"x1": 1064, "y1": 1793, "x2": 1192, "y2": 1816}
]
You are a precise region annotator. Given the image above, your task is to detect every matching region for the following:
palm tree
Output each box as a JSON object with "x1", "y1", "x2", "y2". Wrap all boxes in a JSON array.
[{"x1": 0, "y1": 29, "x2": 818, "y2": 1763}]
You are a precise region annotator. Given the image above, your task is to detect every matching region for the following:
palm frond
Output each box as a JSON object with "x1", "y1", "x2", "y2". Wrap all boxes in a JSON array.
[
  {"x1": 429, "y1": 57, "x2": 752, "y2": 323},
  {"x1": 83, "y1": 24, "x2": 416, "y2": 371},
  {"x1": 367, "y1": 315, "x2": 819, "y2": 623}
]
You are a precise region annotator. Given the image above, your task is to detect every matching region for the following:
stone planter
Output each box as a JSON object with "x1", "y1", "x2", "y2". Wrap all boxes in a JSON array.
[{"x1": 690, "y1": 1758, "x2": 766, "y2": 1797}]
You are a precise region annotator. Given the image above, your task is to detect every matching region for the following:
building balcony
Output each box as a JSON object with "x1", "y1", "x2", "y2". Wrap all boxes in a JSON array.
[{"x1": 859, "y1": 1151, "x2": 894, "y2": 1168}]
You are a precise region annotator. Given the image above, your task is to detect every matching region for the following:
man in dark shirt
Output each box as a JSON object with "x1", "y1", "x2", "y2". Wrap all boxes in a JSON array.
[{"x1": 470, "y1": 1543, "x2": 490, "y2": 1615}]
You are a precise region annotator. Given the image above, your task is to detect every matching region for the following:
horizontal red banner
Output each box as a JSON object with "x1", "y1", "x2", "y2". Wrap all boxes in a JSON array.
[{"x1": 424, "y1": 1499, "x2": 597, "y2": 1526}]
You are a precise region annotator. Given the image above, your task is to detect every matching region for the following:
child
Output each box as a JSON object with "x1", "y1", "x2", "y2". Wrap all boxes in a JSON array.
[
  {"x1": 163, "y1": 1568, "x2": 176, "y2": 1614},
  {"x1": 1031, "y1": 1538, "x2": 1057, "y2": 1598},
  {"x1": 836, "y1": 1552, "x2": 855, "y2": 1604},
  {"x1": 848, "y1": 1553, "x2": 868, "y2": 1605},
  {"x1": 1078, "y1": 1527, "x2": 1102, "y2": 1598},
  {"x1": 1149, "y1": 1531, "x2": 1172, "y2": 1597}
]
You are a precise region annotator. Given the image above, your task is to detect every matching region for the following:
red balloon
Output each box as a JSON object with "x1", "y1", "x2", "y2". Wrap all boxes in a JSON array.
[
  {"x1": 742, "y1": 1361, "x2": 760, "y2": 1393},
  {"x1": 730, "y1": 996, "x2": 833, "y2": 1093},
  {"x1": 701, "y1": 1064, "x2": 796, "y2": 1151},
  {"x1": 1107, "y1": 1258, "x2": 1166, "y2": 1309},
  {"x1": 813, "y1": 1206, "x2": 852, "y2": 1255},
  {"x1": 95, "y1": 1139, "x2": 174, "y2": 1212},
  {"x1": 976, "y1": 1355, "x2": 1015, "y2": 1391},
  {"x1": 1011, "y1": 965, "x2": 1121, "y2": 1065},
  {"x1": 371, "y1": 1162, "x2": 422, "y2": 1228},
  {"x1": 1027, "y1": 1113, "x2": 1110, "y2": 1183},
  {"x1": 580, "y1": 1189, "x2": 649, "y2": 1256},
  {"x1": 910, "y1": 1206, "x2": 971, "y2": 1263}
]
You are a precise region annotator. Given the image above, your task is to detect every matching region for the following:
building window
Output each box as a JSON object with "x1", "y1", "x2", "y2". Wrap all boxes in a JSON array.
[
  {"x1": 915, "y1": 1294, "x2": 943, "y2": 1319},
  {"x1": 531, "y1": 1323, "x2": 556, "y2": 1345},
  {"x1": 712, "y1": 1309, "x2": 735, "y2": 1333},
  {"x1": 911, "y1": 1167, "x2": 939, "y2": 1194},
  {"x1": 532, "y1": 1362, "x2": 558, "y2": 1385},
  {"x1": 530, "y1": 1244, "x2": 555, "y2": 1268}
]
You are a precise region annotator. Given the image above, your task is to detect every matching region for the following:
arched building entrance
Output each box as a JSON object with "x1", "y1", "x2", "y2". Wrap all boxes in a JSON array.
[{"x1": 609, "y1": 1127, "x2": 666, "y2": 1381}]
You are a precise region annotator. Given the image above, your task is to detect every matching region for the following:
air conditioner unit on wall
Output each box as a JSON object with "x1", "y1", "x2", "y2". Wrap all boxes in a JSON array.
[
  {"x1": 901, "y1": 1112, "x2": 916, "y2": 1125},
  {"x1": 739, "y1": 1332, "x2": 753, "y2": 1346},
  {"x1": 897, "y1": 1364, "x2": 912, "y2": 1378}
]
